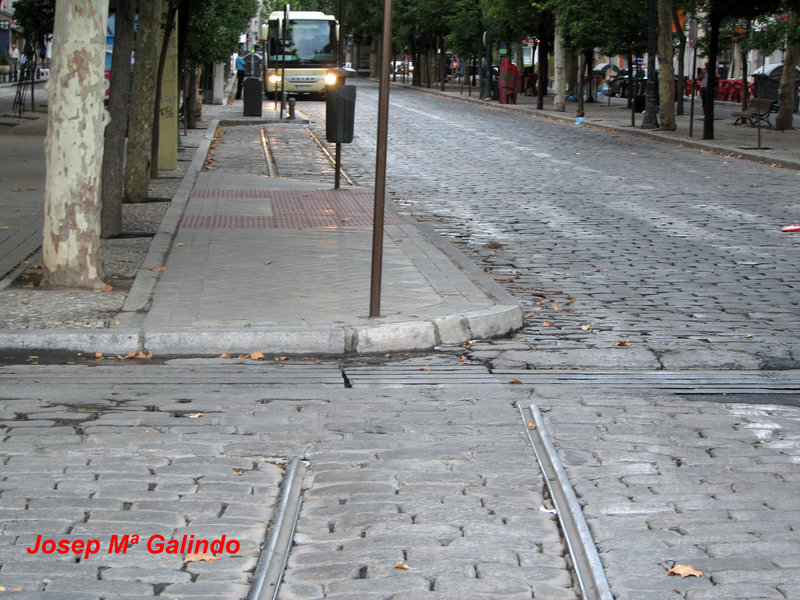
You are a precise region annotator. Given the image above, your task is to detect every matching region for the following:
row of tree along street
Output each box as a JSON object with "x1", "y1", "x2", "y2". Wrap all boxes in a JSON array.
[
  {"x1": 10, "y1": 0, "x2": 800, "y2": 290},
  {"x1": 341, "y1": 0, "x2": 799, "y2": 137}
]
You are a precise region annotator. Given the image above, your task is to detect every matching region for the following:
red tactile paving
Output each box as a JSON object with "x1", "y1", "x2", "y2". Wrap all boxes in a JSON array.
[{"x1": 184, "y1": 189, "x2": 406, "y2": 229}]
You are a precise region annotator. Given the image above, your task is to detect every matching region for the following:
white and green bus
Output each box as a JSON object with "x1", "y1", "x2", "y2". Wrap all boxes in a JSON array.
[{"x1": 263, "y1": 10, "x2": 339, "y2": 98}]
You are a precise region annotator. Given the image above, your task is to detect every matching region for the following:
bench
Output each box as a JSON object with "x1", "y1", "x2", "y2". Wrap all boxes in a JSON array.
[{"x1": 732, "y1": 98, "x2": 777, "y2": 127}]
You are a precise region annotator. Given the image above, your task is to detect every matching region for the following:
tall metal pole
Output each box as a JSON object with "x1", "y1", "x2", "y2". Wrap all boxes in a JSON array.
[
  {"x1": 369, "y1": 0, "x2": 393, "y2": 318},
  {"x1": 334, "y1": 0, "x2": 345, "y2": 190},
  {"x1": 641, "y1": 0, "x2": 659, "y2": 129}
]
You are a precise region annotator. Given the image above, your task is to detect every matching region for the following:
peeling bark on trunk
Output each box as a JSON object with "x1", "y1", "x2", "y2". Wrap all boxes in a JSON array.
[
  {"x1": 101, "y1": 0, "x2": 135, "y2": 238},
  {"x1": 124, "y1": 0, "x2": 162, "y2": 203},
  {"x1": 658, "y1": 0, "x2": 676, "y2": 130},
  {"x1": 42, "y1": 0, "x2": 109, "y2": 290},
  {"x1": 553, "y1": 14, "x2": 567, "y2": 112}
]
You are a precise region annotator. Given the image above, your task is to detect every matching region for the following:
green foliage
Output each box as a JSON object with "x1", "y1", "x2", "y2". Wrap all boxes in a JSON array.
[
  {"x1": 546, "y1": 0, "x2": 647, "y2": 55},
  {"x1": 184, "y1": 0, "x2": 259, "y2": 66},
  {"x1": 12, "y1": 0, "x2": 55, "y2": 48},
  {"x1": 445, "y1": 0, "x2": 482, "y2": 57}
]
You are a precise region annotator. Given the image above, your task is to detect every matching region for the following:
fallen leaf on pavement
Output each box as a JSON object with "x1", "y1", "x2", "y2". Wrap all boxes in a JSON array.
[
  {"x1": 613, "y1": 340, "x2": 630, "y2": 347},
  {"x1": 184, "y1": 553, "x2": 220, "y2": 563},
  {"x1": 133, "y1": 350, "x2": 154, "y2": 359},
  {"x1": 527, "y1": 422, "x2": 537, "y2": 429},
  {"x1": 542, "y1": 321, "x2": 556, "y2": 327},
  {"x1": 187, "y1": 413, "x2": 203, "y2": 419},
  {"x1": 420, "y1": 366, "x2": 431, "y2": 371},
  {"x1": 509, "y1": 379, "x2": 523, "y2": 385},
  {"x1": 152, "y1": 266, "x2": 167, "y2": 272},
  {"x1": 394, "y1": 561, "x2": 411, "y2": 570},
  {"x1": 219, "y1": 353, "x2": 231, "y2": 359},
  {"x1": 667, "y1": 565, "x2": 702, "y2": 578}
]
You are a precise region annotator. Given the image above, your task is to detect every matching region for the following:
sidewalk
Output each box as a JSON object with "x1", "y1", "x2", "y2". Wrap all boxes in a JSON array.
[
  {"x1": 0, "y1": 95, "x2": 521, "y2": 356},
  {"x1": 1, "y1": 84, "x2": 799, "y2": 356}
]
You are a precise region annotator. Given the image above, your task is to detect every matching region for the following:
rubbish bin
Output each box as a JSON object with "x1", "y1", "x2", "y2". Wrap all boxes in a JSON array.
[
  {"x1": 243, "y1": 78, "x2": 262, "y2": 117},
  {"x1": 326, "y1": 84, "x2": 356, "y2": 143}
]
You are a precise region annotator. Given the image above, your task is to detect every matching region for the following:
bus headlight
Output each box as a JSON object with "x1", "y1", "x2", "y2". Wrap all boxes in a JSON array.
[
  {"x1": 268, "y1": 73, "x2": 281, "y2": 84},
  {"x1": 324, "y1": 71, "x2": 338, "y2": 85}
]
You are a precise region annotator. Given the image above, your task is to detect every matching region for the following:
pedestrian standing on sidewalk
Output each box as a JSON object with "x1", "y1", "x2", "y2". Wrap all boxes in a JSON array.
[
  {"x1": 235, "y1": 51, "x2": 246, "y2": 99},
  {"x1": 700, "y1": 62, "x2": 710, "y2": 115},
  {"x1": 9, "y1": 43, "x2": 19, "y2": 81}
]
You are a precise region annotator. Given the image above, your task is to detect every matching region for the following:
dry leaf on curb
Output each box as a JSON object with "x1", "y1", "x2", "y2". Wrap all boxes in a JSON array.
[
  {"x1": 551, "y1": 302, "x2": 564, "y2": 313},
  {"x1": 666, "y1": 565, "x2": 702, "y2": 578},
  {"x1": 187, "y1": 413, "x2": 204, "y2": 419},
  {"x1": 613, "y1": 340, "x2": 630, "y2": 347},
  {"x1": 184, "y1": 553, "x2": 220, "y2": 563},
  {"x1": 219, "y1": 353, "x2": 231, "y2": 359},
  {"x1": 248, "y1": 351, "x2": 265, "y2": 360},
  {"x1": 420, "y1": 366, "x2": 431, "y2": 371},
  {"x1": 95, "y1": 352, "x2": 104, "y2": 360},
  {"x1": 152, "y1": 266, "x2": 167, "y2": 272},
  {"x1": 542, "y1": 321, "x2": 556, "y2": 327},
  {"x1": 394, "y1": 561, "x2": 411, "y2": 570},
  {"x1": 459, "y1": 355, "x2": 468, "y2": 362},
  {"x1": 233, "y1": 469, "x2": 244, "y2": 476},
  {"x1": 527, "y1": 422, "x2": 537, "y2": 430},
  {"x1": 133, "y1": 350, "x2": 154, "y2": 360},
  {"x1": 509, "y1": 379, "x2": 523, "y2": 385}
]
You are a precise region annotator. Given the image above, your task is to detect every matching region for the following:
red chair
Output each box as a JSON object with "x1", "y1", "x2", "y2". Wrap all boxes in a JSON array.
[
  {"x1": 716, "y1": 79, "x2": 732, "y2": 101},
  {"x1": 729, "y1": 80, "x2": 743, "y2": 103}
]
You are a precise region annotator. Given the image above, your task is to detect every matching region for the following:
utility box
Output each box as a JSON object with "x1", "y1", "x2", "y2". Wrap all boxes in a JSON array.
[
  {"x1": 243, "y1": 78, "x2": 262, "y2": 117},
  {"x1": 326, "y1": 84, "x2": 356, "y2": 143}
]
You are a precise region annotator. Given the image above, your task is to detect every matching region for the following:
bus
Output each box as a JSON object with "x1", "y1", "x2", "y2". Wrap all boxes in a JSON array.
[{"x1": 263, "y1": 10, "x2": 338, "y2": 98}]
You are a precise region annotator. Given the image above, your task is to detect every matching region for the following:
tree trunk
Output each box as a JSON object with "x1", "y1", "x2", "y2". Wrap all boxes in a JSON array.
[
  {"x1": 151, "y1": 3, "x2": 177, "y2": 179},
  {"x1": 101, "y1": 0, "x2": 135, "y2": 238},
  {"x1": 187, "y1": 68, "x2": 198, "y2": 129},
  {"x1": 740, "y1": 45, "x2": 749, "y2": 112},
  {"x1": 42, "y1": 0, "x2": 108, "y2": 290},
  {"x1": 553, "y1": 13, "x2": 567, "y2": 111},
  {"x1": 124, "y1": 0, "x2": 162, "y2": 203},
  {"x1": 658, "y1": 0, "x2": 676, "y2": 130},
  {"x1": 702, "y1": 11, "x2": 722, "y2": 140},
  {"x1": 673, "y1": 8, "x2": 686, "y2": 116},
  {"x1": 537, "y1": 25, "x2": 550, "y2": 110},
  {"x1": 776, "y1": 9, "x2": 798, "y2": 130},
  {"x1": 576, "y1": 52, "x2": 585, "y2": 117}
]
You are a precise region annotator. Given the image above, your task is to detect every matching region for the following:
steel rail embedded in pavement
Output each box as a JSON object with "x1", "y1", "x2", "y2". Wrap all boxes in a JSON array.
[{"x1": 521, "y1": 404, "x2": 613, "y2": 600}]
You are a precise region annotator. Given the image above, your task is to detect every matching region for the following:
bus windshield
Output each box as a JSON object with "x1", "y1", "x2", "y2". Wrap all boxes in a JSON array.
[{"x1": 267, "y1": 19, "x2": 337, "y2": 66}]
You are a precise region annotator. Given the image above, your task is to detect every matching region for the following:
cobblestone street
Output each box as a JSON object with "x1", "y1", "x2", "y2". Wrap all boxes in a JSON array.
[{"x1": 300, "y1": 81, "x2": 800, "y2": 371}]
